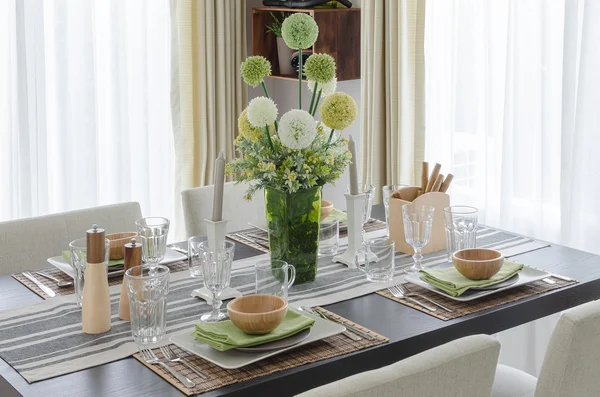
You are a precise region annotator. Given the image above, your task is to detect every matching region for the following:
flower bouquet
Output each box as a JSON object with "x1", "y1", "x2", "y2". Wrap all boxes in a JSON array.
[{"x1": 227, "y1": 13, "x2": 358, "y2": 284}]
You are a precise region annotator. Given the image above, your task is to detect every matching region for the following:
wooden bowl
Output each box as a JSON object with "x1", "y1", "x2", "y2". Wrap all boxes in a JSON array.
[
  {"x1": 452, "y1": 248, "x2": 504, "y2": 280},
  {"x1": 321, "y1": 200, "x2": 334, "y2": 218},
  {"x1": 227, "y1": 295, "x2": 288, "y2": 335},
  {"x1": 106, "y1": 232, "x2": 137, "y2": 260}
]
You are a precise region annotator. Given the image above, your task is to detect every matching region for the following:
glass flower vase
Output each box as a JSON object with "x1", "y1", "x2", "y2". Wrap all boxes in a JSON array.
[{"x1": 264, "y1": 186, "x2": 322, "y2": 284}]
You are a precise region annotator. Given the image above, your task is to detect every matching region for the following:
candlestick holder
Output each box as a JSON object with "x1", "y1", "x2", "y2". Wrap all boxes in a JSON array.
[
  {"x1": 333, "y1": 193, "x2": 366, "y2": 268},
  {"x1": 204, "y1": 219, "x2": 228, "y2": 250}
]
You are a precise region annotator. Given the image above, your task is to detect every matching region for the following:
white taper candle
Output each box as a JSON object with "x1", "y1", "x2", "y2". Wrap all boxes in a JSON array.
[
  {"x1": 348, "y1": 135, "x2": 359, "y2": 195},
  {"x1": 212, "y1": 151, "x2": 226, "y2": 221}
]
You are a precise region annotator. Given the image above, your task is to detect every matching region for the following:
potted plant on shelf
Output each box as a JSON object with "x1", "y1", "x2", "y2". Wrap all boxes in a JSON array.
[
  {"x1": 228, "y1": 13, "x2": 356, "y2": 284},
  {"x1": 265, "y1": 12, "x2": 295, "y2": 75}
]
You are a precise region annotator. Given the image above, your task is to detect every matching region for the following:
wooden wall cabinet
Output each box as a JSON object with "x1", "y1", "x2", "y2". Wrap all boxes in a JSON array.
[{"x1": 251, "y1": 7, "x2": 360, "y2": 81}]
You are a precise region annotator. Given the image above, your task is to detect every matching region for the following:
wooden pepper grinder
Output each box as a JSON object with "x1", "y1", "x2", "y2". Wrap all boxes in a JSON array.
[
  {"x1": 119, "y1": 238, "x2": 142, "y2": 321},
  {"x1": 82, "y1": 224, "x2": 112, "y2": 334}
]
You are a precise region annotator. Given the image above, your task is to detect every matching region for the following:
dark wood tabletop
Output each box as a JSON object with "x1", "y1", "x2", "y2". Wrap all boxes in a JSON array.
[{"x1": 1, "y1": 205, "x2": 600, "y2": 397}]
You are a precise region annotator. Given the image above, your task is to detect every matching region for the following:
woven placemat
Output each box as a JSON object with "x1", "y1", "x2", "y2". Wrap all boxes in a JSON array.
[
  {"x1": 12, "y1": 259, "x2": 190, "y2": 299},
  {"x1": 227, "y1": 219, "x2": 388, "y2": 253},
  {"x1": 133, "y1": 307, "x2": 388, "y2": 396},
  {"x1": 377, "y1": 276, "x2": 578, "y2": 321}
]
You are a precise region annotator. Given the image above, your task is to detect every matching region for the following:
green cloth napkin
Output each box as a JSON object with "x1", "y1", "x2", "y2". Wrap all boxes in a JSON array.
[
  {"x1": 194, "y1": 309, "x2": 315, "y2": 351},
  {"x1": 419, "y1": 260, "x2": 524, "y2": 297},
  {"x1": 327, "y1": 208, "x2": 348, "y2": 223},
  {"x1": 62, "y1": 251, "x2": 124, "y2": 268}
]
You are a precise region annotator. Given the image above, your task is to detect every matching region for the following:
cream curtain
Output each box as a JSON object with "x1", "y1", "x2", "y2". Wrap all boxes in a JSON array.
[
  {"x1": 171, "y1": 0, "x2": 247, "y2": 238},
  {"x1": 361, "y1": 0, "x2": 426, "y2": 200}
]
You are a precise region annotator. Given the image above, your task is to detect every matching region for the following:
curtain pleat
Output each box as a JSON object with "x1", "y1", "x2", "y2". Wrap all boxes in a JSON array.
[
  {"x1": 171, "y1": 0, "x2": 247, "y2": 239},
  {"x1": 361, "y1": 0, "x2": 426, "y2": 201}
]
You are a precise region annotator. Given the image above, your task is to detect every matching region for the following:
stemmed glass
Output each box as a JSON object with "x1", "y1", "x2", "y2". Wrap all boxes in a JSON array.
[
  {"x1": 197, "y1": 240, "x2": 235, "y2": 322},
  {"x1": 402, "y1": 204, "x2": 435, "y2": 274},
  {"x1": 135, "y1": 217, "x2": 170, "y2": 274},
  {"x1": 382, "y1": 184, "x2": 407, "y2": 237}
]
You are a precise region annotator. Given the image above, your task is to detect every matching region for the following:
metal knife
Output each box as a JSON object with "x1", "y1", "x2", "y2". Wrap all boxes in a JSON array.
[
  {"x1": 22, "y1": 272, "x2": 56, "y2": 297},
  {"x1": 235, "y1": 233, "x2": 269, "y2": 249},
  {"x1": 315, "y1": 309, "x2": 377, "y2": 340}
]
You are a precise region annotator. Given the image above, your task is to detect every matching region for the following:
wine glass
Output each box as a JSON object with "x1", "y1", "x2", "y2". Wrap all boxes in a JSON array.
[
  {"x1": 402, "y1": 204, "x2": 435, "y2": 274},
  {"x1": 198, "y1": 240, "x2": 235, "y2": 322},
  {"x1": 135, "y1": 217, "x2": 170, "y2": 273}
]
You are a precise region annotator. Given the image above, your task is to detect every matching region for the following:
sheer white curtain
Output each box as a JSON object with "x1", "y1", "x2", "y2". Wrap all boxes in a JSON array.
[
  {"x1": 425, "y1": 0, "x2": 600, "y2": 376},
  {"x1": 0, "y1": 0, "x2": 174, "y2": 226}
]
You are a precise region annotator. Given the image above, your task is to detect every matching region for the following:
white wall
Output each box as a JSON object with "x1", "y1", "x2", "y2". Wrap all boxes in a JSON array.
[{"x1": 245, "y1": 0, "x2": 362, "y2": 210}]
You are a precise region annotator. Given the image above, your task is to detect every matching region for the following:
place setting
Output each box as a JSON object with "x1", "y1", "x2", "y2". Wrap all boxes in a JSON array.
[
  {"x1": 10, "y1": 217, "x2": 188, "y2": 299},
  {"x1": 131, "y1": 221, "x2": 388, "y2": 396},
  {"x1": 373, "y1": 168, "x2": 577, "y2": 320}
]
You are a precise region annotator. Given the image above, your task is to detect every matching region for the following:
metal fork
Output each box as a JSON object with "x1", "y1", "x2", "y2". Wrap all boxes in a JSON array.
[
  {"x1": 160, "y1": 345, "x2": 209, "y2": 380},
  {"x1": 140, "y1": 348, "x2": 195, "y2": 388},
  {"x1": 396, "y1": 284, "x2": 454, "y2": 313},
  {"x1": 387, "y1": 285, "x2": 437, "y2": 312}
]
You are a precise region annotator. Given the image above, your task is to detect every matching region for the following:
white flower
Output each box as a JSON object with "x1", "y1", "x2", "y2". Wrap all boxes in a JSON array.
[
  {"x1": 308, "y1": 77, "x2": 337, "y2": 97},
  {"x1": 247, "y1": 97, "x2": 278, "y2": 128},
  {"x1": 278, "y1": 109, "x2": 317, "y2": 150}
]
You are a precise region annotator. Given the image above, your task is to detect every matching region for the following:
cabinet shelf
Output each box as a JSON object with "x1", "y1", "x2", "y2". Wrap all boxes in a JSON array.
[{"x1": 251, "y1": 7, "x2": 360, "y2": 81}]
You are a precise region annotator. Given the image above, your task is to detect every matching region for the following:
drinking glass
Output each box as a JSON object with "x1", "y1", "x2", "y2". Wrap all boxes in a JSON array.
[
  {"x1": 347, "y1": 184, "x2": 375, "y2": 237},
  {"x1": 402, "y1": 204, "x2": 435, "y2": 274},
  {"x1": 382, "y1": 184, "x2": 407, "y2": 237},
  {"x1": 319, "y1": 218, "x2": 339, "y2": 257},
  {"x1": 197, "y1": 240, "x2": 235, "y2": 322},
  {"x1": 444, "y1": 206, "x2": 479, "y2": 261},
  {"x1": 188, "y1": 235, "x2": 208, "y2": 278},
  {"x1": 69, "y1": 237, "x2": 110, "y2": 307},
  {"x1": 135, "y1": 217, "x2": 170, "y2": 272},
  {"x1": 126, "y1": 264, "x2": 170, "y2": 347},
  {"x1": 354, "y1": 238, "x2": 395, "y2": 282},
  {"x1": 255, "y1": 259, "x2": 296, "y2": 298}
]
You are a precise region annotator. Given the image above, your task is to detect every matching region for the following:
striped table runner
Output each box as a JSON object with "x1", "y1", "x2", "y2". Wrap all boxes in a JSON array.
[{"x1": 0, "y1": 226, "x2": 548, "y2": 383}]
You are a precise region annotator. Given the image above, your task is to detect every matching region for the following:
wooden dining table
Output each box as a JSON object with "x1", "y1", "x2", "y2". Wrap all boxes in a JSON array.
[{"x1": 1, "y1": 204, "x2": 600, "y2": 397}]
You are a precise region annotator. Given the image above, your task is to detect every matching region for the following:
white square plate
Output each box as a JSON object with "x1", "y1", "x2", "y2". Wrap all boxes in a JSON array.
[
  {"x1": 169, "y1": 308, "x2": 346, "y2": 369},
  {"x1": 47, "y1": 248, "x2": 187, "y2": 279},
  {"x1": 405, "y1": 265, "x2": 551, "y2": 302}
]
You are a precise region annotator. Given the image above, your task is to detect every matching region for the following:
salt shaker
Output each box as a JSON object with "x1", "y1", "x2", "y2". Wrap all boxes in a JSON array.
[
  {"x1": 118, "y1": 238, "x2": 141, "y2": 321},
  {"x1": 82, "y1": 224, "x2": 111, "y2": 334}
]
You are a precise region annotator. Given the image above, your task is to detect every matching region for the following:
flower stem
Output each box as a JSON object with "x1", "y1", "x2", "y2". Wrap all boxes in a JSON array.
[
  {"x1": 327, "y1": 128, "x2": 336, "y2": 145},
  {"x1": 265, "y1": 126, "x2": 275, "y2": 151},
  {"x1": 261, "y1": 81, "x2": 270, "y2": 98},
  {"x1": 298, "y1": 48, "x2": 303, "y2": 109},
  {"x1": 308, "y1": 82, "x2": 318, "y2": 115},
  {"x1": 312, "y1": 88, "x2": 323, "y2": 116}
]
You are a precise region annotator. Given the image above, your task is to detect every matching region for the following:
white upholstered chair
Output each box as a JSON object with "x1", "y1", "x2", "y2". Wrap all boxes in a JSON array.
[
  {"x1": 492, "y1": 299, "x2": 600, "y2": 397},
  {"x1": 181, "y1": 182, "x2": 266, "y2": 237},
  {"x1": 0, "y1": 202, "x2": 142, "y2": 275},
  {"x1": 296, "y1": 335, "x2": 500, "y2": 397}
]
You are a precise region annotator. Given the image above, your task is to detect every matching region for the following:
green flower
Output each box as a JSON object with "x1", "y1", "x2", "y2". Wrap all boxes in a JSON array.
[
  {"x1": 240, "y1": 56, "x2": 271, "y2": 87},
  {"x1": 281, "y1": 13, "x2": 318, "y2": 50},
  {"x1": 304, "y1": 54, "x2": 335, "y2": 83},
  {"x1": 319, "y1": 92, "x2": 358, "y2": 131},
  {"x1": 238, "y1": 109, "x2": 273, "y2": 143}
]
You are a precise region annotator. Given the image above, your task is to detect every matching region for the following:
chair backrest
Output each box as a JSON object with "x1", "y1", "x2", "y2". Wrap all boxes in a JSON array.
[
  {"x1": 0, "y1": 202, "x2": 143, "y2": 275},
  {"x1": 535, "y1": 300, "x2": 600, "y2": 397},
  {"x1": 181, "y1": 182, "x2": 266, "y2": 237},
  {"x1": 296, "y1": 335, "x2": 500, "y2": 397}
]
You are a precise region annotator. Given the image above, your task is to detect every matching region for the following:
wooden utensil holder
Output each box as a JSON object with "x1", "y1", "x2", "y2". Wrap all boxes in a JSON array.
[{"x1": 389, "y1": 187, "x2": 449, "y2": 255}]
